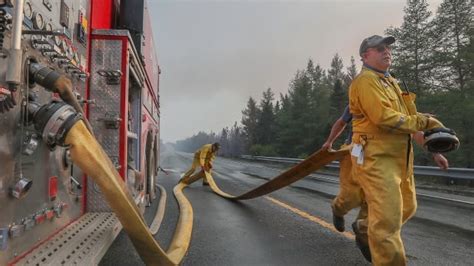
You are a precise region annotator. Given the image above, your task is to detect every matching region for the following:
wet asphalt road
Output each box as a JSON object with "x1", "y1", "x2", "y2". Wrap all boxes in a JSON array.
[{"x1": 101, "y1": 148, "x2": 474, "y2": 265}]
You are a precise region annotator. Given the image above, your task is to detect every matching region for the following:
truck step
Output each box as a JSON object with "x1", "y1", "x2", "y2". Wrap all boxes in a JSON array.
[{"x1": 16, "y1": 213, "x2": 122, "y2": 265}]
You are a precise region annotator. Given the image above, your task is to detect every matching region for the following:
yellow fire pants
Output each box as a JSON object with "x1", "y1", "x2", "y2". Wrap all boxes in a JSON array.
[
  {"x1": 331, "y1": 148, "x2": 367, "y2": 221},
  {"x1": 352, "y1": 133, "x2": 416, "y2": 266},
  {"x1": 183, "y1": 157, "x2": 201, "y2": 178},
  {"x1": 182, "y1": 157, "x2": 209, "y2": 184}
]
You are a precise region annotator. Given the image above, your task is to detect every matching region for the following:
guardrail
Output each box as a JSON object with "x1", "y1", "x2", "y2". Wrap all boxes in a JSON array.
[{"x1": 241, "y1": 155, "x2": 474, "y2": 180}]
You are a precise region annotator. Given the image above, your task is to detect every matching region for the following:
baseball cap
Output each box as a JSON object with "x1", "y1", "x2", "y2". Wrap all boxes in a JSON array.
[{"x1": 359, "y1": 35, "x2": 395, "y2": 56}]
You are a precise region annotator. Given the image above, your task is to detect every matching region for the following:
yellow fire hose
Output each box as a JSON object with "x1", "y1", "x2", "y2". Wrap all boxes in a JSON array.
[
  {"x1": 65, "y1": 121, "x2": 191, "y2": 265},
  {"x1": 65, "y1": 119, "x2": 348, "y2": 264},
  {"x1": 181, "y1": 147, "x2": 349, "y2": 200},
  {"x1": 150, "y1": 184, "x2": 167, "y2": 235}
]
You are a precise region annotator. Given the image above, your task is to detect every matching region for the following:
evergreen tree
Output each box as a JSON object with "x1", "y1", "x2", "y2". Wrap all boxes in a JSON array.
[
  {"x1": 327, "y1": 53, "x2": 345, "y2": 86},
  {"x1": 307, "y1": 60, "x2": 330, "y2": 150},
  {"x1": 288, "y1": 70, "x2": 314, "y2": 157},
  {"x1": 386, "y1": 0, "x2": 434, "y2": 95},
  {"x1": 430, "y1": 0, "x2": 472, "y2": 92},
  {"x1": 345, "y1": 56, "x2": 359, "y2": 84},
  {"x1": 219, "y1": 127, "x2": 229, "y2": 156},
  {"x1": 330, "y1": 79, "x2": 346, "y2": 120},
  {"x1": 256, "y1": 88, "x2": 276, "y2": 145},
  {"x1": 275, "y1": 93, "x2": 294, "y2": 156},
  {"x1": 229, "y1": 122, "x2": 245, "y2": 157},
  {"x1": 241, "y1": 97, "x2": 260, "y2": 150}
]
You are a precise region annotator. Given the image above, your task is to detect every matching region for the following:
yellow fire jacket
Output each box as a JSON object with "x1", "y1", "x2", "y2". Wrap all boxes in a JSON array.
[
  {"x1": 194, "y1": 144, "x2": 216, "y2": 167},
  {"x1": 349, "y1": 67, "x2": 443, "y2": 135}
]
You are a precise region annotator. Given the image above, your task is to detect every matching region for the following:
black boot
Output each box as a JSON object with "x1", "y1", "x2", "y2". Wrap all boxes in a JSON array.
[
  {"x1": 352, "y1": 221, "x2": 372, "y2": 263},
  {"x1": 332, "y1": 213, "x2": 345, "y2": 232}
]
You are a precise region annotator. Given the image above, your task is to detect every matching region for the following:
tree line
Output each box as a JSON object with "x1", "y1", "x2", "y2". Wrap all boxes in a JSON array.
[{"x1": 174, "y1": 0, "x2": 473, "y2": 167}]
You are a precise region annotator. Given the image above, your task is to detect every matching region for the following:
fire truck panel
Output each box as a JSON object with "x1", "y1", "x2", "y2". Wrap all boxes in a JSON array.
[
  {"x1": 0, "y1": 0, "x2": 91, "y2": 263},
  {"x1": 0, "y1": 0, "x2": 160, "y2": 264}
]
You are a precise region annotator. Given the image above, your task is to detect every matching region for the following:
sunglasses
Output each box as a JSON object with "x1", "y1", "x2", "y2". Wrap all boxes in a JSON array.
[{"x1": 371, "y1": 45, "x2": 391, "y2": 53}]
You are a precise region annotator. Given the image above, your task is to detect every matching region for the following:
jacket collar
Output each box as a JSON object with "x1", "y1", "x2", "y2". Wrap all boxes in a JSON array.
[{"x1": 362, "y1": 64, "x2": 390, "y2": 78}]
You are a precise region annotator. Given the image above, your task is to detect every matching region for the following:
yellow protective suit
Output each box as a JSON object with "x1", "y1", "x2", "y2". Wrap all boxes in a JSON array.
[
  {"x1": 349, "y1": 67, "x2": 444, "y2": 266},
  {"x1": 182, "y1": 144, "x2": 216, "y2": 183},
  {"x1": 331, "y1": 144, "x2": 367, "y2": 221}
]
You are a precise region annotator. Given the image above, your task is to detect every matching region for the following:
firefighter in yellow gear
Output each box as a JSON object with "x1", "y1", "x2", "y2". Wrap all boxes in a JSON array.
[
  {"x1": 181, "y1": 143, "x2": 220, "y2": 185},
  {"x1": 321, "y1": 106, "x2": 368, "y2": 233},
  {"x1": 349, "y1": 35, "x2": 449, "y2": 265}
]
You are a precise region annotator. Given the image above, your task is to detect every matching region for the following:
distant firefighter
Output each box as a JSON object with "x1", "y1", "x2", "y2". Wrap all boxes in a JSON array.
[{"x1": 180, "y1": 143, "x2": 220, "y2": 185}]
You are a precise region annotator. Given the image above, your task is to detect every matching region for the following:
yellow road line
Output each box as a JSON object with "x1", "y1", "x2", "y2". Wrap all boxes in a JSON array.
[{"x1": 265, "y1": 196, "x2": 355, "y2": 240}]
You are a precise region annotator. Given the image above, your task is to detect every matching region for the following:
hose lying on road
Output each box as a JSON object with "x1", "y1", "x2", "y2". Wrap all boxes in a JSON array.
[
  {"x1": 179, "y1": 147, "x2": 349, "y2": 200},
  {"x1": 150, "y1": 184, "x2": 168, "y2": 235},
  {"x1": 66, "y1": 121, "x2": 192, "y2": 266},
  {"x1": 67, "y1": 120, "x2": 347, "y2": 264}
]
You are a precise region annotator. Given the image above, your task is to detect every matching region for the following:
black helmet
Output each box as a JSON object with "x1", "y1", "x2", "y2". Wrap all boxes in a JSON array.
[
  {"x1": 212, "y1": 142, "x2": 220, "y2": 150},
  {"x1": 424, "y1": 128, "x2": 460, "y2": 153}
]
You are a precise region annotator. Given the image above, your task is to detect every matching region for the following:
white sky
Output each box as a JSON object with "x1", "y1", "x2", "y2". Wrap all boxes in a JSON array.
[{"x1": 148, "y1": 0, "x2": 443, "y2": 142}]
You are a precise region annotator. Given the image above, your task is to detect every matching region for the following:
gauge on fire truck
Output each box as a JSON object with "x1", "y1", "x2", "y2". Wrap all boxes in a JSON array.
[
  {"x1": 23, "y1": 1, "x2": 33, "y2": 20},
  {"x1": 32, "y1": 12, "x2": 44, "y2": 30}
]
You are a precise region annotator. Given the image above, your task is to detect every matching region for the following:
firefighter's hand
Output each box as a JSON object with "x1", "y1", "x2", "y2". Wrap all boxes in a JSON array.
[
  {"x1": 0, "y1": 87, "x2": 17, "y2": 113},
  {"x1": 433, "y1": 153, "x2": 449, "y2": 170},
  {"x1": 201, "y1": 165, "x2": 209, "y2": 172},
  {"x1": 426, "y1": 116, "x2": 445, "y2": 129},
  {"x1": 420, "y1": 112, "x2": 437, "y2": 118},
  {"x1": 321, "y1": 141, "x2": 333, "y2": 151}
]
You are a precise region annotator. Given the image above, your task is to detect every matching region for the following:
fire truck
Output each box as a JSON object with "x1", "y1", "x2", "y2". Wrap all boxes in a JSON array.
[{"x1": 0, "y1": 0, "x2": 161, "y2": 264}]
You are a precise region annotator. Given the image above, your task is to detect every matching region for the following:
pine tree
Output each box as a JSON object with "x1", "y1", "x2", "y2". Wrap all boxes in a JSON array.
[
  {"x1": 307, "y1": 60, "x2": 330, "y2": 150},
  {"x1": 327, "y1": 54, "x2": 345, "y2": 87},
  {"x1": 275, "y1": 93, "x2": 293, "y2": 156},
  {"x1": 219, "y1": 127, "x2": 229, "y2": 156},
  {"x1": 386, "y1": 0, "x2": 434, "y2": 95},
  {"x1": 345, "y1": 56, "x2": 359, "y2": 84},
  {"x1": 241, "y1": 97, "x2": 260, "y2": 150},
  {"x1": 288, "y1": 70, "x2": 314, "y2": 157},
  {"x1": 256, "y1": 88, "x2": 276, "y2": 145},
  {"x1": 430, "y1": 0, "x2": 472, "y2": 92},
  {"x1": 330, "y1": 79, "x2": 346, "y2": 120},
  {"x1": 229, "y1": 122, "x2": 245, "y2": 157}
]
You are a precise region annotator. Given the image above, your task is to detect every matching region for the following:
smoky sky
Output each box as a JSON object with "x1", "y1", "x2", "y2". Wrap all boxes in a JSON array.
[{"x1": 148, "y1": 0, "x2": 442, "y2": 142}]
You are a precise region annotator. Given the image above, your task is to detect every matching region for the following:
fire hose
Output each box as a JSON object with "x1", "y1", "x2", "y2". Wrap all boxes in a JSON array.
[
  {"x1": 25, "y1": 69, "x2": 457, "y2": 264},
  {"x1": 64, "y1": 122, "x2": 182, "y2": 265},
  {"x1": 179, "y1": 148, "x2": 349, "y2": 200},
  {"x1": 36, "y1": 109, "x2": 348, "y2": 265},
  {"x1": 31, "y1": 95, "x2": 458, "y2": 264},
  {"x1": 21, "y1": 70, "x2": 459, "y2": 265},
  {"x1": 2, "y1": 56, "x2": 192, "y2": 262},
  {"x1": 25, "y1": 104, "x2": 190, "y2": 265}
]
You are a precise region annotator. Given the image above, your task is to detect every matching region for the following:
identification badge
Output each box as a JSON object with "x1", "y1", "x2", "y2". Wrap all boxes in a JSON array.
[
  {"x1": 357, "y1": 150, "x2": 364, "y2": 165},
  {"x1": 351, "y1": 144, "x2": 363, "y2": 157}
]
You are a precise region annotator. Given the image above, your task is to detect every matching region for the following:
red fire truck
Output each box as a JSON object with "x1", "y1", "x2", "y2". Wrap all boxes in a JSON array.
[{"x1": 0, "y1": 0, "x2": 160, "y2": 264}]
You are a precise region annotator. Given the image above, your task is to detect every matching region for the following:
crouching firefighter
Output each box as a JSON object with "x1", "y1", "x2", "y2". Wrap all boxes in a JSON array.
[{"x1": 180, "y1": 142, "x2": 220, "y2": 185}]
